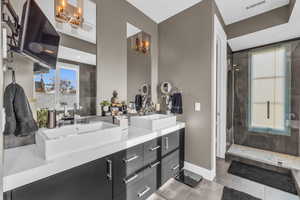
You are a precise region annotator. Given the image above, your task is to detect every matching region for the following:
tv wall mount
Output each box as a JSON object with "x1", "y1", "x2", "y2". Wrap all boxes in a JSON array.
[
  {"x1": 1, "y1": 0, "x2": 21, "y2": 48},
  {"x1": 1, "y1": 0, "x2": 22, "y2": 72}
]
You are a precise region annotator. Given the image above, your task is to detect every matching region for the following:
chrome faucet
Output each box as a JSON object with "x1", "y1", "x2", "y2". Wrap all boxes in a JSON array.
[{"x1": 73, "y1": 103, "x2": 78, "y2": 125}]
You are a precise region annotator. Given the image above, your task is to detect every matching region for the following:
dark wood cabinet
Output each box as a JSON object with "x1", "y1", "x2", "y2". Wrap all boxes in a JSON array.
[
  {"x1": 11, "y1": 156, "x2": 113, "y2": 200},
  {"x1": 112, "y1": 144, "x2": 144, "y2": 198},
  {"x1": 144, "y1": 138, "x2": 160, "y2": 166},
  {"x1": 161, "y1": 131, "x2": 180, "y2": 156},
  {"x1": 5, "y1": 128, "x2": 185, "y2": 200},
  {"x1": 161, "y1": 150, "x2": 180, "y2": 185},
  {"x1": 114, "y1": 163, "x2": 159, "y2": 200}
]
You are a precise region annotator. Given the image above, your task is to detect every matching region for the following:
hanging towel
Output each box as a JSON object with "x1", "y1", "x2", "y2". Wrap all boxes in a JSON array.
[
  {"x1": 4, "y1": 83, "x2": 38, "y2": 137},
  {"x1": 135, "y1": 94, "x2": 143, "y2": 111},
  {"x1": 171, "y1": 93, "x2": 183, "y2": 114}
]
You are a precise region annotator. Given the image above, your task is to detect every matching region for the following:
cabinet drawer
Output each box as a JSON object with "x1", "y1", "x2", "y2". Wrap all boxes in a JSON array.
[
  {"x1": 146, "y1": 161, "x2": 160, "y2": 191},
  {"x1": 161, "y1": 150, "x2": 180, "y2": 184},
  {"x1": 116, "y1": 144, "x2": 144, "y2": 176},
  {"x1": 115, "y1": 163, "x2": 159, "y2": 200},
  {"x1": 113, "y1": 144, "x2": 144, "y2": 197},
  {"x1": 144, "y1": 138, "x2": 160, "y2": 165},
  {"x1": 161, "y1": 131, "x2": 180, "y2": 156}
]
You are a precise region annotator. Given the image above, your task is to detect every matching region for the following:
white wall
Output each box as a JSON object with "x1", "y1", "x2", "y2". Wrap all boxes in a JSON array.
[{"x1": 3, "y1": 55, "x2": 34, "y2": 102}]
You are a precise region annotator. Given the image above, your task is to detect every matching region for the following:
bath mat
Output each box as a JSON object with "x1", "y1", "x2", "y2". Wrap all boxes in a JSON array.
[
  {"x1": 222, "y1": 187, "x2": 261, "y2": 200},
  {"x1": 228, "y1": 161, "x2": 297, "y2": 194}
]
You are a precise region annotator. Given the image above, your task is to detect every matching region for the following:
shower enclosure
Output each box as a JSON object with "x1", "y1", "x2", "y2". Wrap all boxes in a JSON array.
[{"x1": 228, "y1": 39, "x2": 300, "y2": 156}]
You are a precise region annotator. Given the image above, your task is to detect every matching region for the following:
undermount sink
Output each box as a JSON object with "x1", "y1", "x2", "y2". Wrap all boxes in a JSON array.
[
  {"x1": 36, "y1": 122, "x2": 123, "y2": 160},
  {"x1": 130, "y1": 114, "x2": 177, "y2": 131}
]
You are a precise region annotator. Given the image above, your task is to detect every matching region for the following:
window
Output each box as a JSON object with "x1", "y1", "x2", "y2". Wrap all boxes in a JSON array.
[
  {"x1": 249, "y1": 46, "x2": 290, "y2": 135},
  {"x1": 34, "y1": 62, "x2": 80, "y2": 110}
]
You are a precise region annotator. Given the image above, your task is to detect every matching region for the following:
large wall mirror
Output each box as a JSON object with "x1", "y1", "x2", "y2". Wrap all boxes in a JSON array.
[{"x1": 126, "y1": 22, "x2": 152, "y2": 104}]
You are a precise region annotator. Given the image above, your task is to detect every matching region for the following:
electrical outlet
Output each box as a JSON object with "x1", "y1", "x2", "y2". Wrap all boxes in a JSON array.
[{"x1": 195, "y1": 102, "x2": 201, "y2": 112}]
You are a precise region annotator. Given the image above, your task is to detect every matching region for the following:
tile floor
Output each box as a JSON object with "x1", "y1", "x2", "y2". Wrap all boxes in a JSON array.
[{"x1": 148, "y1": 159, "x2": 300, "y2": 200}]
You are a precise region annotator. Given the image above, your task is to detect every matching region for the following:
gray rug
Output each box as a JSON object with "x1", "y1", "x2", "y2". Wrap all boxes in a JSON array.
[
  {"x1": 222, "y1": 187, "x2": 261, "y2": 200},
  {"x1": 228, "y1": 161, "x2": 297, "y2": 194}
]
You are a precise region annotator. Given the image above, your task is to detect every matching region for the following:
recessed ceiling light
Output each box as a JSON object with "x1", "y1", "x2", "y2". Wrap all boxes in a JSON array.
[{"x1": 246, "y1": 0, "x2": 266, "y2": 10}]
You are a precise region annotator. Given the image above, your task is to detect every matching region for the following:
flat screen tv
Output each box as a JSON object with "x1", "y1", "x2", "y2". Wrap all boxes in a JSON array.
[{"x1": 19, "y1": 0, "x2": 60, "y2": 68}]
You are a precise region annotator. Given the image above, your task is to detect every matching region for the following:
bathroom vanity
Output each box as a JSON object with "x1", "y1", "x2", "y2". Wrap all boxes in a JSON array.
[{"x1": 3, "y1": 121, "x2": 185, "y2": 200}]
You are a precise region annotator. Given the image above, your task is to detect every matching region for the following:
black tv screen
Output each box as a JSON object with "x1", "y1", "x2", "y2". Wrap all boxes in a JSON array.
[{"x1": 20, "y1": 0, "x2": 60, "y2": 68}]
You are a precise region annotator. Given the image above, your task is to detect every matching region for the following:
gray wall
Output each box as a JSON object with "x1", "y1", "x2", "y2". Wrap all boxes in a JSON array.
[
  {"x1": 96, "y1": 0, "x2": 158, "y2": 105},
  {"x1": 159, "y1": 0, "x2": 215, "y2": 170},
  {"x1": 232, "y1": 40, "x2": 300, "y2": 156},
  {"x1": 127, "y1": 37, "x2": 151, "y2": 102}
]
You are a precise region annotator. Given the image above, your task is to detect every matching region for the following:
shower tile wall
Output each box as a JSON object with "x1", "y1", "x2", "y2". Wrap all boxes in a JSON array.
[
  {"x1": 226, "y1": 45, "x2": 234, "y2": 150},
  {"x1": 232, "y1": 40, "x2": 300, "y2": 156},
  {"x1": 79, "y1": 64, "x2": 97, "y2": 116}
]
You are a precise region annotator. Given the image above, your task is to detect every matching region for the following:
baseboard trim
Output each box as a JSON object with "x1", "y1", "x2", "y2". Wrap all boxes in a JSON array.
[{"x1": 184, "y1": 161, "x2": 216, "y2": 181}]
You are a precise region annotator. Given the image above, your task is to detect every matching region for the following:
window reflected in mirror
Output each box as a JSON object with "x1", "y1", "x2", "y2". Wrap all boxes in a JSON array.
[{"x1": 34, "y1": 63, "x2": 79, "y2": 110}]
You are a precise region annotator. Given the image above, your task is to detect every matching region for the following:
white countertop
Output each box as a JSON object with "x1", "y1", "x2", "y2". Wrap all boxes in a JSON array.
[{"x1": 3, "y1": 122, "x2": 185, "y2": 192}]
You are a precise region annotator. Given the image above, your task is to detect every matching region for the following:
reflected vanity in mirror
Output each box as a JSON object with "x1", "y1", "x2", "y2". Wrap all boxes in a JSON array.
[{"x1": 126, "y1": 23, "x2": 152, "y2": 114}]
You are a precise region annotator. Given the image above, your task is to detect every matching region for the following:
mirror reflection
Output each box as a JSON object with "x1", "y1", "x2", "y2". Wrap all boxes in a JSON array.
[{"x1": 126, "y1": 23, "x2": 152, "y2": 113}]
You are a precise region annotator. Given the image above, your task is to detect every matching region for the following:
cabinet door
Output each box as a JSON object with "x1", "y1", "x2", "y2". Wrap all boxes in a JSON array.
[
  {"x1": 12, "y1": 157, "x2": 113, "y2": 200},
  {"x1": 161, "y1": 131, "x2": 180, "y2": 156},
  {"x1": 161, "y1": 150, "x2": 180, "y2": 185}
]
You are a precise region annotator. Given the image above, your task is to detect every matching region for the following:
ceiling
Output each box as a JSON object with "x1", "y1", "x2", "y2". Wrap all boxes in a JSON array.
[
  {"x1": 228, "y1": 0, "x2": 300, "y2": 51},
  {"x1": 125, "y1": 0, "x2": 298, "y2": 51},
  {"x1": 126, "y1": 0, "x2": 203, "y2": 23},
  {"x1": 126, "y1": 0, "x2": 290, "y2": 25},
  {"x1": 215, "y1": 0, "x2": 290, "y2": 25}
]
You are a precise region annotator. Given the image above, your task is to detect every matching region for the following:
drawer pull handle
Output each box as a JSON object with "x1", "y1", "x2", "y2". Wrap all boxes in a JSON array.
[
  {"x1": 138, "y1": 186, "x2": 151, "y2": 198},
  {"x1": 123, "y1": 155, "x2": 139, "y2": 163},
  {"x1": 123, "y1": 174, "x2": 138, "y2": 184},
  {"x1": 172, "y1": 164, "x2": 180, "y2": 171},
  {"x1": 106, "y1": 160, "x2": 113, "y2": 181},
  {"x1": 165, "y1": 137, "x2": 169, "y2": 150},
  {"x1": 150, "y1": 161, "x2": 160, "y2": 168},
  {"x1": 149, "y1": 146, "x2": 160, "y2": 151}
]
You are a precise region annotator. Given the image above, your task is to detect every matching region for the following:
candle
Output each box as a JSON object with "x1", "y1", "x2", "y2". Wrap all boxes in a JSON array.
[{"x1": 155, "y1": 104, "x2": 161, "y2": 112}]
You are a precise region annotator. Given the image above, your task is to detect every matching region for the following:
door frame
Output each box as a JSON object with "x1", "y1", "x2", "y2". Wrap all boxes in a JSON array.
[
  {"x1": 212, "y1": 15, "x2": 227, "y2": 171},
  {"x1": 0, "y1": 1, "x2": 4, "y2": 199}
]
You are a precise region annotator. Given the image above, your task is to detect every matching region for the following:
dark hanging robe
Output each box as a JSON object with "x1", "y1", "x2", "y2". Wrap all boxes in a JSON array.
[{"x1": 4, "y1": 83, "x2": 38, "y2": 137}]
